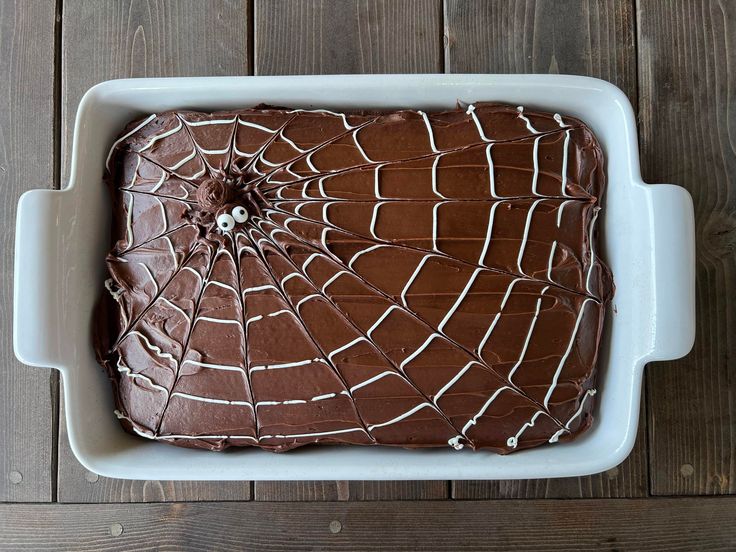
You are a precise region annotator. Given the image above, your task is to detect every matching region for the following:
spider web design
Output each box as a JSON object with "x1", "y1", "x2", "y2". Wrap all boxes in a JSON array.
[{"x1": 97, "y1": 103, "x2": 612, "y2": 453}]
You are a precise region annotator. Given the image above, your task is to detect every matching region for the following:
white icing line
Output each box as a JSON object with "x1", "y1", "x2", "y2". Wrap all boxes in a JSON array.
[
  {"x1": 486, "y1": 144, "x2": 500, "y2": 198},
  {"x1": 199, "y1": 146, "x2": 231, "y2": 155},
  {"x1": 374, "y1": 163, "x2": 385, "y2": 199},
  {"x1": 348, "y1": 244, "x2": 387, "y2": 269},
  {"x1": 282, "y1": 272, "x2": 308, "y2": 285},
  {"x1": 367, "y1": 402, "x2": 435, "y2": 431},
  {"x1": 561, "y1": 128, "x2": 572, "y2": 197},
  {"x1": 466, "y1": 104, "x2": 491, "y2": 142},
  {"x1": 369, "y1": 201, "x2": 384, "y2": 240},
  {"x1": 418, "y1": 110, "x2": 439, "y2": 152},
  {"x1": 585, "y1": 208, "x2": 600, "y2": 295},
  {"x1": 149, "y1": 169, "x2": 167, "y2": 193},
  {"x1": 433, "y1": 361, "x2": 478, "y2": 405},
  {"x1": 448, "y1": 436, "x2": 464, "y2": 450},
  {"x1": 259, "y1": 427, "x2": 364, "y2": 441},
  {"x1": 366, "y1": 305, "x2": 400, "y2": 338},
  {"x1": 139, "y1": 119, "x2": 183, "y2": 152},
  {"x1": 321, "y1": 270, "x2": 349, "y2": 293},
  {"x1": 167, "y1": 148, "x2": 197, "y2": 170},
  {"x1": 431, "y1": 154, "x2": 448, "y2": 199},
  {"x1": 548, "y1": 389, "x2": 597, "y2": 443},
  {"x1": 507, "y1": 286, "x2": 549, "y2": 382},
  {"x1": 181, "y1": 359, "x2": 245, "y2": 373},
  {"x1": 194, "y1": 316, "x2": 242, "y2": 327},
  {"x1": 478, "y1": 202, "x2": 502, "y2": 266},
  {"x1": 237, "y1": 118, "x2": 279, "y2": 133},
  {"x1": 138, "y1": 262, "x2": 158, "y2": 294},
  {"x1": 295, "y1": 293, "x2": 321, "y2": 310},
  {"x1": 327, "y1": 336, "x2": 367, "y2": 363},
  {"x1": 352, "y1": 128, "x2": 373, "y2": 162},
  {"x1": 287, "y1": 108, "x2": 354, "y2": 129},
  {"x1": 542, "y1": 298, "x2": 595, "y2": 408},
  {"x1": 126, "y1": 331, "x2": 176, "y2": 365},
  {"x1": 122, "y1": 155, "x2": 142, "y2": 190},
  {"x1": 242, "y1": 284, "x2": 279, "y2": 294},
  {"x1": 322, "y1": 201, "x2": 332, "y2": 224},
  {"x1": 432, "y1": 202, "x2": 444, "y2": 252},
  {"x1": 516, "y1": 198, "x2": 544, "y2": 275},
  {"x1": 204, "y1": 280, "x2": 239, "y2": 295},
  {"x1": 556, "y1": 199, "x2": 572, "y2": 227},
  {"x1": 156, "y1": 197, "x2": 167, "y2": 233},
  {"x1": 350, "y1": 371, "x2": 400, "y2": 393},
  {"x1": 546, "y1": 241, "x2": 558, "y2": 282},
  {"x1": 171, "y1": 391, "x2": 253, "y2": 409},
  {"x1": 531, "y1": 135, "x2": 542, "y2": 195},
  {"x1": 400, "y1": 254, "x2": 433, "y2": 307},
  {"x1": 116, "y1": 358, "x2": 169, "y2": 395},
  {"x1": 249, "y1": 358, "x2": 326, "y2": 374},
  {"x1": 124, "y1": 192, "x2": 134, "y2": 246},
  {"x1": 437, "y1": 268, "x2": 482, "y2": 333},
  {"x1": 279, "y1": 130, "x2": 307, "y2": 153},
  {"x1": 181, "y1": 266, "x2": 204, "y2": 284},
  {"x1": 157, "y1": 297, "x2": 189, "y2": 321},
  {"x1": 305, "y1": 151, "x2": 319, "y2": 173},
  {"x1": 106, "y1": 114, "x2": 157, "y2": 169},
  {"x1": 461, "y1": 386, "x2": 512, "y2": 436},
  {"x1": 507, "y1": 410, "x2": 545, "y2": 448},
  {"x1": 399, "y1": 333, "x2": 442, "y2": 372},
  {"x1": 164, "y1": 236, "x2": 177, "y2": 267},
  {"x1": 182, "y1": 116, "x2": 237, "y2": 127},
  {"x1": 477, "y1": 277, "x2": 523, "y2": 353},
  {"x1": 516, "y1": 106, "x2": 540, "y2": 134}
]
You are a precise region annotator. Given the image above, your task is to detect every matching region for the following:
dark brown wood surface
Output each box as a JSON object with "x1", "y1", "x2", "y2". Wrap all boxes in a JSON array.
[
  {"x1": 0, "y1": 0, "x2": 58, "y2": 503},
  {"x1": 445, "y1": 0, "x2": 647, "y2": 499},
  {"x1": 255, "y1": 0, "x2": 443, "y2": 74},
  {"x1": 57, "y1": 0, "x2": 253, "y2": 503},
  {"x1": 2, "y1": 0, "x2": 735, "y2": 546},
  {"x1": 3, "y1": 498, "x2": 736, "y2": 551},
  {"x1": 639, "y1": 0, "x2": 736, "y2": 496}
]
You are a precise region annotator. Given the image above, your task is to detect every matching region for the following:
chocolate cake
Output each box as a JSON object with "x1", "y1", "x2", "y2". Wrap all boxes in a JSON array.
[{"x1": 95, "y1": 103, "x2": 613, "y2": 454}]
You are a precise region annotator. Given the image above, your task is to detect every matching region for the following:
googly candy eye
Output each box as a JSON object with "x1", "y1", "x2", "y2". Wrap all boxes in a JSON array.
[
  {"x1": 216, "y1": 213, "x2": 235, "y2": 231},
  {"x1": 231, "y1": 205, "x2": 248, "y2": 223}
]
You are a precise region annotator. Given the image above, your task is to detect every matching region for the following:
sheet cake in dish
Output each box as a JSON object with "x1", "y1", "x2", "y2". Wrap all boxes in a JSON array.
[{"x1": 95, "y1": 102, "x2": 613, "y2": 454}]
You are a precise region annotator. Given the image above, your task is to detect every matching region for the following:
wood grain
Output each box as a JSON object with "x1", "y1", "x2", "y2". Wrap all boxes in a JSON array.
[
  {"x1": 255, "y1": 0, "x2": 442, "y2": 75},
  {"x1": 444, "y1": 0, "x2": 637, "y2": 100},
  {"x1": 0, "y1": 0, "x2": 58, "y2": 503},
  {"x1": 445, "y1": 0, "x2": 647, "y2": 498},
  {"x1": 639, "y1": 0, "x2": 736, "y2": 495},
  {"x1": 2, "y1": 498, "x2": 736, "y2": 550},
  {"x1": 255, "y1": 480, "x2": 448, "y2": 501},
  {"x1": 253, "y1": 0, "x2": 445, "y2": 501},
  {"x1": 57, "y1": 0, "x2": 252, "y2": 502}
]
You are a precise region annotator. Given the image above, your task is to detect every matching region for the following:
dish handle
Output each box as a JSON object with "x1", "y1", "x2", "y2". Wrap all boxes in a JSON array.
[
  {"x1": 13, "y1": 189, "x2": 67, "y2": 370},
  {"x1": 647, "y1": 183, "x2": 696, "y2": 362}
]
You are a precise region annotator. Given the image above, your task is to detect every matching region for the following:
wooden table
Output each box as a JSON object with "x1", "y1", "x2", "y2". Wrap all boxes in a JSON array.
[{"x1": 1, "y1": 1, "x2": 734, "y2": 549}]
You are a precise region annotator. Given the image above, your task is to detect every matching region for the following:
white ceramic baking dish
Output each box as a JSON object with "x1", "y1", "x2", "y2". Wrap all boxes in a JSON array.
[{"x1": 14, "y1": 75, "x2": 694, "y2": 480}]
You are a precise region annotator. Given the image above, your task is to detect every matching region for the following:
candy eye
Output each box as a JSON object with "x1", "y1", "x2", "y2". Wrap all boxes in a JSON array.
[
  {"x1": 231, "y1": 205, "x2": 248, "y2": 223},
  {"x1": 216, "y1": 213, "x2": 235, "y2": 231}
]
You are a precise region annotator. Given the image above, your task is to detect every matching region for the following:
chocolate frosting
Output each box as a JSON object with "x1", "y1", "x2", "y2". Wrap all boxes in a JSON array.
[{"x1": 95, "y1": 103, "x2": 613, "y2": 454}]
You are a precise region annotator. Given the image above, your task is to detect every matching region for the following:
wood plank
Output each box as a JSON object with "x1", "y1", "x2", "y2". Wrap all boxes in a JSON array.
[
  {"x1": 57, "y1": 0, "x2": 252, "y2": 503},
  {"x1": 2, "y1": 498, "x2": 736, "y2": 550},
  {"x1": 639, "y1": 0, "x2": 736, "y2": 496},
  {"x1": 255, "y1": 0, "x2": 442, "y2": 74},
  {"x1": 445, "y1": 0, "x2": 646, "y2": 498},
  {"x1": 255, "y1": 480, "x2": 448, "y2": 501},
  {"x1": 0, "y1": 0, "x2": 58, "y2": 503},
  {"x1": 254, "y1": 0, "x2": 445, "y2": 501}
]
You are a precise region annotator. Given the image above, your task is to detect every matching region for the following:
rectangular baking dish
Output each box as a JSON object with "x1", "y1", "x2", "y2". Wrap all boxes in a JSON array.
[{"x1": 14, "y1": 74, "x2": 695, "y2": 480}]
